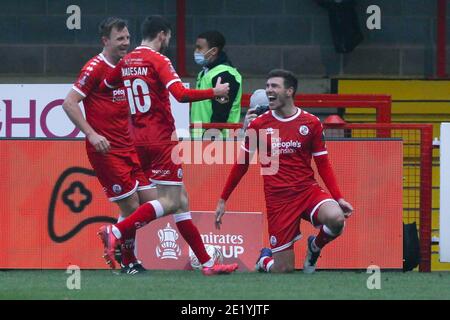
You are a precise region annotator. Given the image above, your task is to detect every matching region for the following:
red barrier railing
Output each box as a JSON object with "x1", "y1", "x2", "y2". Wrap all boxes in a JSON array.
[
  {"x1": 191, "y1": 94, "x2": 392, "y2": 137},
  {"x1": 240, "y1": 93, "x2": 392, "y2": 123}
]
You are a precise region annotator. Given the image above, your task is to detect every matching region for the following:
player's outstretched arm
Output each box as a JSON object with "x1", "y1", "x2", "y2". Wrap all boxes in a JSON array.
[
  {"x1": 215, "y1": 147, "x2": 253, "y2": 229},
  {"x1": 168, "y1": 79, "x2": 229, "y2": 103},
  {"x1": 62, "y1": 90, "x2": 111, "y2": 154},
  {"x1": 215, "y1": 199, "x2": 226, "y2": 230},
  {"x1": 314, "y1": 154, "x2": 353, "y2": 218}
]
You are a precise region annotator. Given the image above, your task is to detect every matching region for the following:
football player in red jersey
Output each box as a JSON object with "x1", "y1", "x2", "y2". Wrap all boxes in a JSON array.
[
  {"x1": 215, "y1": 69, "x2": 354, "y2": 273},
  {"x1": 62, "y1": 18, "x2": 154, "y2": 273},
  {"x1": 97, "y1": 16, "x2": 238, "y2": 275}
]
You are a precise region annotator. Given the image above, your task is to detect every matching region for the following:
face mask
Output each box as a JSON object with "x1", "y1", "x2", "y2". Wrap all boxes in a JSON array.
[{"x1": 194, "y1": 48, "x2": 213, "y2": 66}]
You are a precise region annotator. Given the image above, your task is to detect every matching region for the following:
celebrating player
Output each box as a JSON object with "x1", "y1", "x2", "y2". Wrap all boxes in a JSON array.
[
  {"x1": 215, "y1": 69, "x2": 353, "y2": 273},
  {"x1": 97, "y1": 16, "x2": 238, "y2": 275},
  {"x1": 62, "y1": 17, "x2": 154, "y2": 274}
]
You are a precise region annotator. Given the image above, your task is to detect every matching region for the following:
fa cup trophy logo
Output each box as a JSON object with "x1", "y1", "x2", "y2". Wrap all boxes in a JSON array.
[{"x1": 156, "y1": 223, "x2": 181, "y2": 259}]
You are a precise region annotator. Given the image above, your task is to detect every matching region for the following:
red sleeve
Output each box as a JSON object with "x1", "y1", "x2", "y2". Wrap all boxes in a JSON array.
[
  {"x1": 314, "y1": 154, "x2": 343, "y2": 201},
  {"x1": 311, "y1": 120, "x2": 328, "y2": 156},
  {"x1": 72, "y1": 62, "x2": 101, "y2": 97},
  {"x1": 220, "y1": 121, "x2": 258, "y2": 201},
  {"x1": 169, "y1": 81, "x2": 215, "y2": 103},
  {"x1": 153, "y1": 54, "x2": 181, "y2": 86},
  {"x1": 151, "y1": 54, "x2": 214, "y2": 102},
  {"x1": 220, "y1": 150, "x2": 251, "y2": 201}
]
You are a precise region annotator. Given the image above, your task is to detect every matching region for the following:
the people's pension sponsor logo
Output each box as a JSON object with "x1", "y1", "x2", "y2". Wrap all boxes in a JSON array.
[
  {"x1": 112, "y1": 88, "x2": 126, "y2": 102},
  {"x1": 271, "y1": 137, "x2": 302, "y2": 155}
]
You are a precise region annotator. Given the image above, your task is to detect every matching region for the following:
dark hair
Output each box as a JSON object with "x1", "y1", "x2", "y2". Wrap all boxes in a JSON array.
[
  {"x1": 141, "y1": 15, "x2": 171, "y2": 41},
  {"x1": 267, "y1": 69, "x2": 298, "y2": 96},
  {"x1": 98, "y1": 17, "x2": 128, "y2": 38},
  {"x1": 197, "y1": 30, "x2": 226, "y2": 52}
]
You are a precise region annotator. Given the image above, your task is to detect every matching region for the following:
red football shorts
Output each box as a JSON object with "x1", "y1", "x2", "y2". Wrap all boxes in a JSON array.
[
  {"x1": 265, "y1": 184, "x2": 337, "y2": 253},
  {"x1": 135, "y1": 143, "x2": 183, "y2": 186},
  {"x1": 87, "y1": 148, "x2": 151, "y2": 201}
]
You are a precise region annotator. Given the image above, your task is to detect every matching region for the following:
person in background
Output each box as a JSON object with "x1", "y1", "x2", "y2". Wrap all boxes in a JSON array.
[{"x1": 191, "y1": 31, "x2": 242, "y2": 138}]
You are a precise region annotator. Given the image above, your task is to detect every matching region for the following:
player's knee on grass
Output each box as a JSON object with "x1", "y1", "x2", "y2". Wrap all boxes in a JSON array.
[
  {"x1": 272, "y1": 249, "x2": 295, "y2": 273},
  {"x1": 272, "y1": 262, "x2": 295, "y2": 273}
]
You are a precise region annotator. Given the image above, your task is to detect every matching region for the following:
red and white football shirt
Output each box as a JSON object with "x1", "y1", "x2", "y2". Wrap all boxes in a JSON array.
[
  {"x1": 244, "y1": 108, "x2": 328, "y2": 202},
  {"x1": 72, "y1": 53, "x2": 133, "y2": 152},
  {"x1": 104, "y1": 46, "x2": 182, "y2": 146}
]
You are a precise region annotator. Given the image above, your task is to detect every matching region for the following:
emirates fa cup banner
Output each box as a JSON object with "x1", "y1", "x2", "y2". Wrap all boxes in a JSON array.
[{"x1": 135, "y1": 211, "x2": 263, "y2": 271}]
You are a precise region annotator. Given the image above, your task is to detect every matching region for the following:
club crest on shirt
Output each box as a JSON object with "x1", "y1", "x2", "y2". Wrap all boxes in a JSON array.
[
  {"x1": 177, "y1": 168, "x2": 183, "y2": 179},
  {"x1": 215, "y1": 95, "x2": 229, "y2": 104},
  {"x1": 270, "y1": 235, "x2": 277, "y2": 246},
  {"x1": 112, "y1": 184, "x2": 122, "y2": 194},
  {"x1": 299, "y1": 125, "x2": 309, "y2": 136},
  {"x1": 78, "y1": 73, "x2": 89, "y2": 86},
  {"x1": 266, "y1": 128, "x2": 274, "y2": 135}
]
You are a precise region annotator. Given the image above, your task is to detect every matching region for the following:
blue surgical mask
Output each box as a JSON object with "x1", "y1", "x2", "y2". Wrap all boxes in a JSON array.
[
  {"x1": 194, "y1": 48, "x2": 213, "y2": 66},
  {"x1": 194, "y1": 52, "x2": 207, "y2": 66}
]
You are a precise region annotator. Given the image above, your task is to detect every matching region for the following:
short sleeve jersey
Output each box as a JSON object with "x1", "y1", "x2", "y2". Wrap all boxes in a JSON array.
[
  {"x1": 72, "y1": 53, "x2": 133, "y2": 152},
  {"x1": 104, "y1": 46, "x2": 182, "y2": 145},
  {"x1": 244, "y1": 108, "x2": 327, "y2": 200}
]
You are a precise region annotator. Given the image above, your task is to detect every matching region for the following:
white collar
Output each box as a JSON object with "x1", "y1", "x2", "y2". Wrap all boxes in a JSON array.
[
  {"x1": 271, "y1": 108, "x2": 302, "y2": 122},
  {"x1": 99, "y1": 53, "x2": 116, "y2": 68}
]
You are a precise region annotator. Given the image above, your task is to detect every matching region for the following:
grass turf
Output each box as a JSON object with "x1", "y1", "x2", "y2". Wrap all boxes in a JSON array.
[{"x1": 0, "y1": 270, "x2": 449, "y2": 300}]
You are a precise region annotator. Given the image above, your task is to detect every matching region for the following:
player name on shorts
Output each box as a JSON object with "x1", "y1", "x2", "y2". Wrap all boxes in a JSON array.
[{"x1": 121, "y1": 66, "x2": 148, "y2": 77}]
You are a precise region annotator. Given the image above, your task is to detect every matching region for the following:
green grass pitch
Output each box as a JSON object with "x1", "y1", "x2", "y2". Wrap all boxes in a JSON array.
[{"x1": 1, "y1": 270, "x2": 449, "y2": 300}]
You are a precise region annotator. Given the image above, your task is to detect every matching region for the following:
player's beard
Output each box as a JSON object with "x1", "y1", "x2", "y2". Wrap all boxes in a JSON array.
[
  {"x1": 160, "y1": 39, "x2": 169, "y2": 53},
  {"x1": 117, "y1": 46, "x2": 128, "y2": 58}
]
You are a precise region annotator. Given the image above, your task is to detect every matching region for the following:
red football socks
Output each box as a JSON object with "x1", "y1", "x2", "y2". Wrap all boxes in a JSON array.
[
  {"x1": 121, "y1": 238, "x2": 137, "y2": 266},
  {"x1": 262, "y1": 256, "x2": 274, "y2": 272},
  {"x1": 314, "y1": 225, "x2": 338, "y2": 249},
  {"x1": 115, "y1": 202, "x2": 157, "y2": 240},
  {"x1": 176, "y1": 218, "x2": 211, "y2": 265}
]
